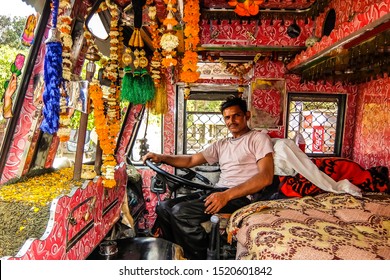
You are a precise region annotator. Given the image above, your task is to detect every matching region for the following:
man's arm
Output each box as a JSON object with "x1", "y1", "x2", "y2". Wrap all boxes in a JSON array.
[
  {"x1": 204, "y1": 152, "x2": 274, "y2": 214},
  {"x1": 142, "y1": 152, "x2": 208, "y2": 168}
]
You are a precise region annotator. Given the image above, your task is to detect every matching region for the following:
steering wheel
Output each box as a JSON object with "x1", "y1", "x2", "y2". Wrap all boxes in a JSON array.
[{"x1": 145, "y1": 159, "x2": 215, "y2": 191}]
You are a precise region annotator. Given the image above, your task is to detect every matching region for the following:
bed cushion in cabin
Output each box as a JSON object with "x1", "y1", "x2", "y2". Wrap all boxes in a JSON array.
[
  {"x1": 279, "y1": 158, "x2": 390, "y2": 197},
  {"x1": 227, "y1": 193, "x2": 390, "y2": 260}
]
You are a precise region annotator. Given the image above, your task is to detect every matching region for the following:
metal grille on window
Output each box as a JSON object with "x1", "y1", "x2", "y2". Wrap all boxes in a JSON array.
[
  {"x1": 185, "y1": 100, "x2": 230, "y2": 154},
  {"x1": 185, "y1": 111, "x2": 229, "y2": 154},
  {"x1": 287, "y1": 93, "x2": 346, "y2": 156}
]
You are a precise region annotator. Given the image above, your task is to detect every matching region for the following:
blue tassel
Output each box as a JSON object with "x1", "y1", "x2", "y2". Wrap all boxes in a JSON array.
[
  {"x1": 40, "y1": 0, "x2": 63, "y2": 134},
  {"x1": 40, "y1": 41, "x2": 63, "y2": 134}
]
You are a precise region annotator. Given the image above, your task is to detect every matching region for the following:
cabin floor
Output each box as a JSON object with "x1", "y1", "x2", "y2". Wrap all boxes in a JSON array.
[{"x1": 86, "y1": 237, "x2": 185, "y2": 260}]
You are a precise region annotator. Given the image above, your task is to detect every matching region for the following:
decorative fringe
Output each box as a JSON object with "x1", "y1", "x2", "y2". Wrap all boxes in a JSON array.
[{"x1": 147, "y1": 77, "x2": 168, "y2": 115}]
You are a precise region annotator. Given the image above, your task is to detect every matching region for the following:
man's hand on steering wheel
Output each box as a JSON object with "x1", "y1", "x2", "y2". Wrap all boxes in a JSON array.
[
  {"x1": 144, "y1": 158, "x2": 215, "y2": 191},
  {"x1": 142, "y1": 152, "x2": 162, "y2": 164}
]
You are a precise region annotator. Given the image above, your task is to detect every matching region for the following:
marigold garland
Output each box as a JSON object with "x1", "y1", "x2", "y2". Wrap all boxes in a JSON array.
[
  {"x1": 161, "y1": 0, "x2": 179, "y2": 68},
  {"x1": 180, "y1": 0, "x2": 200, "y2": 84},
  {"x1": 228, "y1": 0, "x2": 263, "y2": 17},
  {"x1": 84, "y1": 0, "x2": 122, "y2": 188},
  {"x1": 89, "y1": 81, "x2": 119, "y2": 188}
]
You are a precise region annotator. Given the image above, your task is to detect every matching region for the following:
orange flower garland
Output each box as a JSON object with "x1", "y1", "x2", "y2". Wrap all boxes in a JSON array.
[
  {"x1": 161, "y1": 0, "x2": 179, "y2": 68},
  {"x1": 86, "y1": 0, "x2": 121, "y2": 188},
  {"x1": 180, "y1": 0, "x2": 200, "y2": 83},
  {"x1": 228, "y1": 0, "x2": 263, "y2": 17},
  {"x1": 89, "y1": 81, "x2": 119, "y2": 188}
]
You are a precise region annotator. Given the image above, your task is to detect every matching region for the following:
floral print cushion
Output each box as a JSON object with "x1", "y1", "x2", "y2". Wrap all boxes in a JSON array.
[{"x1": 227, "y1": 193, "x2": 390, "y2": 260}]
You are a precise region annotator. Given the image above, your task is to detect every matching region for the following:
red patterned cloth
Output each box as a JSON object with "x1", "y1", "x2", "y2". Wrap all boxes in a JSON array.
[{"x1": 279, "y1": 157, "x2": 389, "y2": 197}]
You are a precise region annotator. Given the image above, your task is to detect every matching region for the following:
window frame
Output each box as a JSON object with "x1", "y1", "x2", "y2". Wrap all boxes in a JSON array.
[{"x1": 285, "y1": 92, "x2": 346, "y2": 157}]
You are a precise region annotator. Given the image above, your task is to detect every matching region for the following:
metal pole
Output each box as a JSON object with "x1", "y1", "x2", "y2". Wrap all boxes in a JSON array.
[{"x1": 73, "y1": 45, "x2": 100, "y2": 180}]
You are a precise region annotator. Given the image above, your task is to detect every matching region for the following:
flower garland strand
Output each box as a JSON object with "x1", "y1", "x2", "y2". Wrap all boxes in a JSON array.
[
  {"x1": 160, "y1": 0, "x2": 179, "y2": 68},
  {"x1": 84, "y1": 0, "x2": 121, "y2": 188},
  {"x1": 148, "y1": 4, "x2": 163, "y2": 86},
  {"x1": 180, "y1": 0, "x2": 200, "y2": 84},
  {"x1": 89, "y1": 80, "x2": 119, "y2": 188},
  {"x1": 57, "y1": 0, "x2": 73, "y2": 142},
  {"x1": 145, "y1": 2, "x2": 168, "y2": 115},
  {"x1": 94, "y1": 0, "x2": 121, "y2": 188},
  {"x1": 218, "y1": 53, "x2": 261, "y2": 84}
]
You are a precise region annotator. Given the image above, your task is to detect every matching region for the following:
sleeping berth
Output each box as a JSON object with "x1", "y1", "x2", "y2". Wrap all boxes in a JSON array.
[{"x1": 222, "y1": 139, "x2": 390, "y2": 260}]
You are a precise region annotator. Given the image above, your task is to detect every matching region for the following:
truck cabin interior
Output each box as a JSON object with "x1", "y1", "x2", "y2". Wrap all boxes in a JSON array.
[{"x1": 0, "y1": 0, "x2": 389, "y2": 261}]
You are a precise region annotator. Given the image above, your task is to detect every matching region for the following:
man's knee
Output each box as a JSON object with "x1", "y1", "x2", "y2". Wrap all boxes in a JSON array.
[
  {"x1": 155, "y1": 200, "x2": 172, "y2": 217},
  {"x1": 170, "y1": 203, "x2": 185, "y2": 219}
]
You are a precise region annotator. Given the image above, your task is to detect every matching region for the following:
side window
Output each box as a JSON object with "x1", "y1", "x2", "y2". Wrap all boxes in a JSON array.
[
  {"x1": 286, "y1": 93, "x2": 346, "y2": 156},
  {"x1": 129, "y1": 109, "x2": 163, "y2": 165}
]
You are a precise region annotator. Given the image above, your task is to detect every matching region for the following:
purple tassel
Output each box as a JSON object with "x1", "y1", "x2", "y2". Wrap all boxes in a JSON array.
[{"x1": 40, "y1": 0, "x2": 63, "y2": 134}]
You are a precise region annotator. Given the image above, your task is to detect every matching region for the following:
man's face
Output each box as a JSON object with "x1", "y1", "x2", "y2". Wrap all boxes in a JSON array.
[{"x1": 222, "y1": 105, "x2": 250, "y2": 136}]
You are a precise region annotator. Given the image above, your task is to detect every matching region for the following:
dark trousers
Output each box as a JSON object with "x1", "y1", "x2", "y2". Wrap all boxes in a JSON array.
[{"x1": 154, "y1": 188, "x2": 251, "y2": 260}]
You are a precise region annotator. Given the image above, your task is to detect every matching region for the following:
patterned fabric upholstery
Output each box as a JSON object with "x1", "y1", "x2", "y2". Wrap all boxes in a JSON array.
[{"x1": 227, "y1": 193, "x2": 390, "y2": 260}]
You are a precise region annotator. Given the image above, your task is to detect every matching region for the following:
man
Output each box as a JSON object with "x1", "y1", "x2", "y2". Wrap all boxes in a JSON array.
[{"x1": 142, "y1": 96, "x2": 274, "y2": 259}]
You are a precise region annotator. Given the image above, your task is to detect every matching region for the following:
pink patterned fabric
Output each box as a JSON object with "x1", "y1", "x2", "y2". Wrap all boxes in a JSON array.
[{"x1": 228, "y1": 193, "x2": 390, "y2": 260}]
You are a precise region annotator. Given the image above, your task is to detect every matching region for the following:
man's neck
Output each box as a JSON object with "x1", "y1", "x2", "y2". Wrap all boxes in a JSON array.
[{"x1": 231, "y1": 127, "x2": 251, "y2": 138}]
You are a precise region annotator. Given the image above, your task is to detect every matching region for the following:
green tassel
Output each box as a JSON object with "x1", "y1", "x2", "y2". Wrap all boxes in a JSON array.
[
  {"x1": 132, "y1": 69, "x2": 143, "y2": 104},
  {"x1": 140, "y1": 68, "x2": 155, "y2": 103},
  {"x1": 125, "y1": 68, "x2": 156, "y2": 105},
  {"x1": 121, "y1": 66, "x2": 134, "y2": 102}
]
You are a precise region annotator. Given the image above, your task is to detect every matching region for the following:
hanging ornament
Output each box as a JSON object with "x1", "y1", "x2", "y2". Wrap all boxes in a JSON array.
[
  {"x1": 218, "y1": 53, "x2": 261, "y2": 84},
  {"x1": 40, "y1": 0, "x2": 63, "y2": 135},
  {"x1": 148, "y1": 4, "x2": 163, "y2": 86},
  {"x1": 57, "y1": 0, "x2": 74, "y2": 142},
  {"x1": 161, "y1": 0, "x2": 179, "y2": 68},
  {"x1": 120, "y1": 0, "x2": 155, "y2": 105}
]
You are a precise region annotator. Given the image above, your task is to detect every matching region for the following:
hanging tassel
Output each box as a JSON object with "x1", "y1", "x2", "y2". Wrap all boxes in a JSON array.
[
  {"x1": 140, "y1": 68, "x2": 155, "y2": 103},
  {"x1": 40, "y1": 0, "x2": 62, "y2": 134},
  {"x1": 130, "y1": 69, "x2": 155, "y2": 105},
  {"x1": 120, "y1": 66, "x2": 134, "y2": 102},
  {"x1": 147, "y1": 77, "x2": 168, "y2": 115},
  {"x1": 132, "y1": 69, "x2": 144, "y2": 104}
]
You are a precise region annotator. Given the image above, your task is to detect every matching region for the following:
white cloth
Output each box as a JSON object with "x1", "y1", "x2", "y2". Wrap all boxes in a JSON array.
[{"x1": 272, "y1": 138, "x2": 362, "y2": 197}]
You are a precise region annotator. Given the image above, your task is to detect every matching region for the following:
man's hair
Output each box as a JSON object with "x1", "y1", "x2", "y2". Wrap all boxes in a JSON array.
[{"x1": 220, "y1": 96, "x2": 248, "y2": 113}]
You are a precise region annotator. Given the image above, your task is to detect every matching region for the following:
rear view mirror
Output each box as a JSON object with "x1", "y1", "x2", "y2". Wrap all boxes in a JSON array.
[
  {"x1": 85, "y1": 0, "x2": 109, "y2": 41},
  {"x1": 87, "y1": 12, "x2": 109, "y2": 40}
]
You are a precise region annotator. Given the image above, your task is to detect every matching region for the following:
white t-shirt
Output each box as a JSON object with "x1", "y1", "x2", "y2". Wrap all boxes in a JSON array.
[{"x1": 201, "y1": 130, "x2": 274, "y2": 188}]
